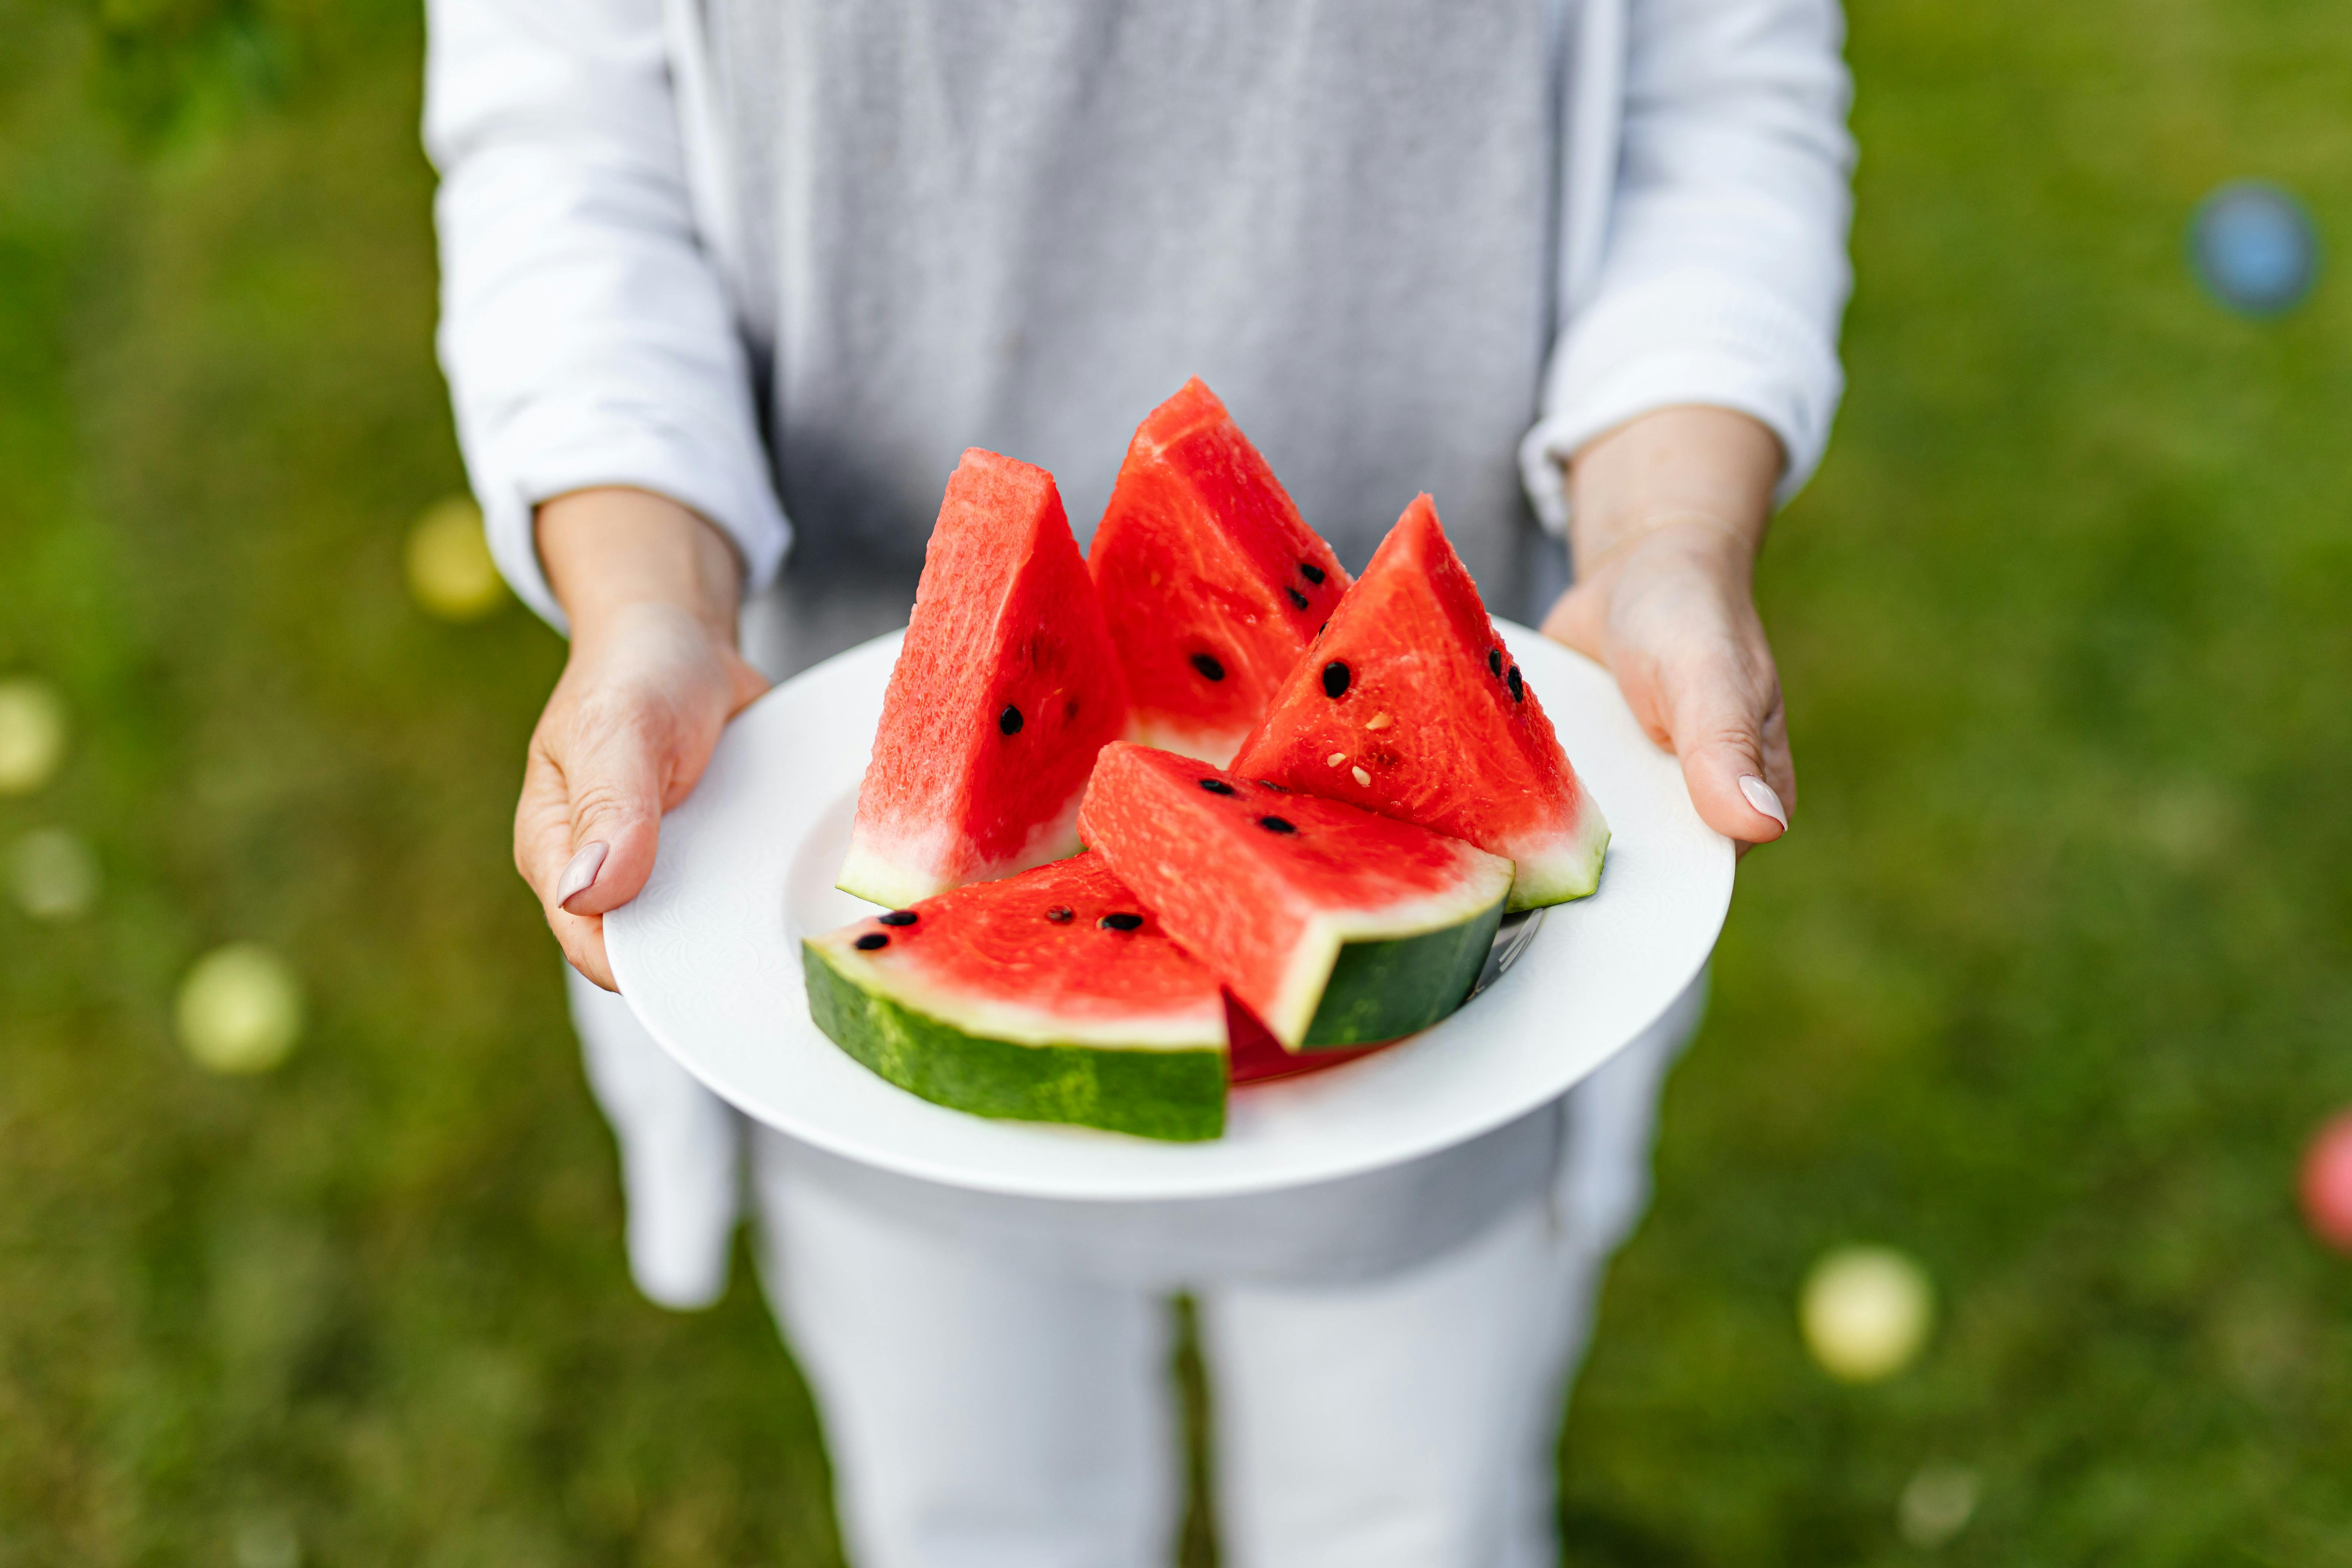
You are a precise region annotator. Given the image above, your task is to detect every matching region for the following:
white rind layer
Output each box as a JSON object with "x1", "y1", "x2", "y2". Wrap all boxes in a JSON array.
[
  {"x1": 1128, "y1": 716, "x2": 1248, "y2": 769},
  {"x1": 838, "y1": 790, "x2": 1086, "y2": 908},
  {"x1": 1259, "y1": 841, "x2": 1516, "y2": 1046},
  {"x1": 810, "y1": 933, "x2": 1226, "y2": 1051},
  {"x1": 836, "y1": 835, "x2": 952, "y2": 910},
  {"x1": 1499, "y1": 794, "x2": 1613, "y2": 910}
]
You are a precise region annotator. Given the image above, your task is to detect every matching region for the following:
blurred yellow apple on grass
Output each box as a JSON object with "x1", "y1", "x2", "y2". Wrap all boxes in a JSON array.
[
  {"x1": 177, "y1": 943, "x2": 305, "y2": 1074},
  {"x1": 0, "y1": 677, "x2": 68, "y2": 795},
  {"x1": 1898, "y1": 1460, "x2": 1981, "y2": 1548},
  {"x1": 405, "y1": 496, "x2": 508, "y2": 621},
  {"x1": 1800, "y1": 1244, "x2": 1935, "y2": 1382},
  {"x1": 8, "y1": 828, "x2": 100, "y2": 920}
]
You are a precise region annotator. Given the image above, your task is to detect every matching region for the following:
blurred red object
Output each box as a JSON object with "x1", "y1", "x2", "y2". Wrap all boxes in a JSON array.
[
  {"x1": 1224, "y1": 992, "x2": 1390, "y2": 1085},
  {"x1": 2299, "y1": 1112, "x2": 2352, "y2": 1253}
]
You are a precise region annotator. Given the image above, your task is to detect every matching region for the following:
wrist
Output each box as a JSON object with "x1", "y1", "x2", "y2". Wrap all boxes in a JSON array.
[
  {"x1": 1573, "y1": 510, "x2": 1758, "y2": 584},
  {"x1": 1563, "y1": 405, "x2": 1780, "y2": 581},
  {"x1": 537, "y1": 487, "x2": 744, "y2": 645}
]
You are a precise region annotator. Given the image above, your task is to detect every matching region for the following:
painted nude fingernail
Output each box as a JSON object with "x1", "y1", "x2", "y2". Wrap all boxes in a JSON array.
[
  {"x1": 557, "y1": 841, "x2": 609, "y2": 910},
  {"x1": 1738, "y1": 775, "x2": 1790, "y2": 831}
]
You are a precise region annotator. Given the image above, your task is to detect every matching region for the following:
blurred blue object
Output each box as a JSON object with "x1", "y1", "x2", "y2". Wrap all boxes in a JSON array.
[{"x1": 2191, "y1": 182, "x2": 2320, "y2": 316}]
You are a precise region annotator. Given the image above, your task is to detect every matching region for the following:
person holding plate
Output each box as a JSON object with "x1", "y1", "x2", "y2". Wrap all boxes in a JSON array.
[{"x1": 426, "y1": 0, "x2": 1850, "y2": 1562}]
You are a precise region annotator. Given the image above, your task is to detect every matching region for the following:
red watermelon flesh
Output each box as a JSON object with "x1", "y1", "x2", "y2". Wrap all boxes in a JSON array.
[
  {"x1": 1230, "y1": 494, "x2": 1609, "y2": 910},
  {"x1": 1078, "y1": 743, "x2": 1513, "y2": 1048},
  {"x1": 1089, "y1": 379, "x2": 1351, "y2": 765},
  {"x1": 804, "y1": 855, "x2": 1227, "y2": 1141},
  {"x1": 1224, "y1": 995, "x2": 1389, "y2": 1083},
  {"x1": 839, "y1": 450, "x2": 1130, "y2": 908},
  {"x1": 814, "y1": 855, "x2": 1225, "y2": 1051}
]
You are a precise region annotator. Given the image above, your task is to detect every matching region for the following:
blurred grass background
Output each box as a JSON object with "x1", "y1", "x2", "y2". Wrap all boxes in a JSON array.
[{"x1": 1, "y1": 0, "x2": 2348, "y2": 1563}]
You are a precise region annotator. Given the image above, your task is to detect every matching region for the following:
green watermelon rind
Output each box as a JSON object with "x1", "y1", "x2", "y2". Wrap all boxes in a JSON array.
[
  {"x1": 801, "y1": 942, "x2": 1227, "y2": 1142},
  {"x1": 1301, "y1": 894, "x2": 1509, "y2": 1049},
  {"x1": 1252, "y1": 846, "x2": 1517, "y2": 1046},
  {"x1": 1501, "y1": 805, "x2": 1613, "y2": 911}
]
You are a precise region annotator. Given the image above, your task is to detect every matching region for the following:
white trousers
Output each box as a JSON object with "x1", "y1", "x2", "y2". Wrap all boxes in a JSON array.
[
  {"x1": 571, "y1": 969, "x2": 1699, "y2": 1568},
  {"x1": 758, "y1": 1152, "x2": 1609, "y2": 1568}
]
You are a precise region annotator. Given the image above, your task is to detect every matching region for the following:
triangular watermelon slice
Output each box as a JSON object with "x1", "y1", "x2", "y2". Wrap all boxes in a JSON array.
[
  {"x1": 1231, "y1": 495, "x2": 1609, "y2": 910},
  {"x1": 839, "y1": 449, "x2": 1131, "y2": 908},
  {"x1": 1088, "y1": 379, "x2": 1351, "y2": 765},
  {"x1": 1078, "y1": 743, "x2": 1512, "y2": 1050},
  {"x1": 805, "y1": 855, "x2": 1227, "y2": 1141}
]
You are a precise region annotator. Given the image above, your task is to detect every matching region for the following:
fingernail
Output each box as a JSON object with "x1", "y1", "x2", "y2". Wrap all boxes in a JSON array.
[
  {"x1": 557, "y1": 841, "x2": 609, "y2": 910},
  {"x1": 1738, "y1": 775, "x2": 1790, "y2": 832}
]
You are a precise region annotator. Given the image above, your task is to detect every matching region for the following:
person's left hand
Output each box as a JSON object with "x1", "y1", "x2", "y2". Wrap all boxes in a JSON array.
[{"x1": 1539, "y1": 406, "x2": 1794, "y2": 855}]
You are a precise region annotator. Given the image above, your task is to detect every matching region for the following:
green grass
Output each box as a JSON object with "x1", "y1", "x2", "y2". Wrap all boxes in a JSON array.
[{"x1": 3, "y1": 0, "x2": 2349, "y2": 1563}]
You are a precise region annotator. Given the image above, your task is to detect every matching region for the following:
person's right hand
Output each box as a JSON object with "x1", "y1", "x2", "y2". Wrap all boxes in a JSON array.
[{"x1": 516, "y1": 488, "x2": 767, "y2": 991}]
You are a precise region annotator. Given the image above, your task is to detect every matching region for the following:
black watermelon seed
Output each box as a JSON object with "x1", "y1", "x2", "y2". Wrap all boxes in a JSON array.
[
  {"x1": 999, "y1": 704, "x2": 1024, "y2": 734},
  {"x1": 1508, "y1": 665, "x2": 1524, "y2": 702},
  {"x1": 878, "y1": 910, "x2": 918, "y2": 927},
  {"x1": 1190, "y1": 652, "x2": 1226, "y2": 682},
  {"x1": 1322, "y1": 661, "x2": 1351, "y2": 699},
  {"x1": 1198, "y1": 778, "x2": 1237, "y2": 796},
  {"x1": 1300, "y1": 562, "x2": 1327, "y2": 585},
  {"x1": 1258, "y1": 779, "x2": 1290, "y2": 792},
  {"x1": 1100, "y1": 912, "x2": 1145, "y2": 931},
  {"x1": 1285, "y1": 586, "x2": 1309, "y2": 610},
  {"x1": 1044, "y1": 906, "x2": 1075, "y2": 923},
  {"x1": 1316, "y1": 620, "x2": 1327, "y2": 638},
  {"x1": 1257, "y1": 815, "x2": 1297, "y2": 834},
  {"x1": 1488, "y1": 648, "x2": 1502, "y2": 677},
  {"x1": 854, "y1": 933, "x2": 890, "y2": 950}
]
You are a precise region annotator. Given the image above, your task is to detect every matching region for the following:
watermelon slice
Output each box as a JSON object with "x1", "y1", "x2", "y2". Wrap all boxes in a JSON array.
[
  {"x1": 1230, "y1": 495, "x2": 1610, "y2": 910},
  {"x1": 1224, "y1": 996, "x2": 1389, "y2": 1083},
  {"x1": 1077, "y1": 743, "x2": 1512, "y2": 1050},
  {"x1": 839, "y1": 449, "x2": 1131, "y2": 908},
  {"x1": 1088, "y1": 379, "x2": 1351, "y2": 765},
  {"x1": 804, "y1": 855, "x2": 1228, "y2": 1142}
]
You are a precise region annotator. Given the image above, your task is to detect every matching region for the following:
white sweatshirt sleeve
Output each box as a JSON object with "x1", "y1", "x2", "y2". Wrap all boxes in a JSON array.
[
  {"x1": 424, "y1": 0, "x2": 789, "y2": 630},
  {"x1": 1521, "y1": 0, "x2": 1856, "y2": 532}
]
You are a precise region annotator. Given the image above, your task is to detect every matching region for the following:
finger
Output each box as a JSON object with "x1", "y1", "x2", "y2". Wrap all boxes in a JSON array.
[
  {"x1": 553, "y1": 910, "x2": 620, "y2": 991},
  {"x1": 516, "y1": 740, "x2": 585, "y2": 904},
  {"x1": 1757, "y1": 686, "x2": 1796, "y2": 820},
  {"x1": 545, "y1": 696, "x2": 668, "y2": 917},
  {"x1": 516, "y1": 746, "x2": 624, "y2": 989},
  {"x1": 1666, "y1": 653, "x2": 1791, "y2": 847},
  {"x1": 1729, "y1": 696, "x2": 1796, "y2": 862}
]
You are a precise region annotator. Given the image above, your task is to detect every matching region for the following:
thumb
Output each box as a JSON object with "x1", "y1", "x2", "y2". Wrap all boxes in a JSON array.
[
  {"x1": 534, "y1": 705, "x2": 667, "y2": 919},
  {"x1": 1667, "y1": 653, "x2": 1794, "y2": 848}
]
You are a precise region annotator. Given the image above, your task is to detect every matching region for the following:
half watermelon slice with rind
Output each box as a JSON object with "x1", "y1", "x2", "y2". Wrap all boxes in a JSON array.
[
  {"x1": 1089, "y1": 379, "x2": 1351, "y2": 765},
  {"x1": 1231, "y1": 494, "x2": 1609, "y2": 910},
  {"x1": 839, "y1": 449, "x2": 1131, "y2": 908},
  {"x1": 1078, "y1": 742, "x2": 1513, "y2": 1051},
  {"x1": 804, "y1": 854, "x2": 1227, "y2": 1142}
]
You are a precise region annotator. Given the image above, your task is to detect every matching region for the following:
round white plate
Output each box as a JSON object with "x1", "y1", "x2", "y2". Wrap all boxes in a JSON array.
[{"x1": 606, "y1": 620, "x2": 1732, "y2": 1202}]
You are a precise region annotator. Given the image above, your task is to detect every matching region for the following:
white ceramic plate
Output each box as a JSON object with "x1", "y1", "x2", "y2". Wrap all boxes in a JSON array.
[{"x1": 606, "y1": 620, "x2": 1732, "y2": 1202}]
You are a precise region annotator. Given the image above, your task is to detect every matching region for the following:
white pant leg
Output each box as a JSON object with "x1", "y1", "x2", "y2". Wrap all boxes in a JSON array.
[
  {"x1": 1554, "y1": 972, "x2": 1705, "y2": 1255},
  {"x1": 557, "y1": 583, "x2": 838, "y2": 1311},
  {"x1": 1196, "y1": 973, "x2": 1706, "y2": 1568},
  {"x1": 1198, "y1": 1199, "x2": 1604, "y2": 1568},
  {"x1": 568, "y1": 966, "x2": 743, "y2": 1310},
  {"x1": 752, "y1": 1134, "x2": 1182, "y2": 1568}
]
